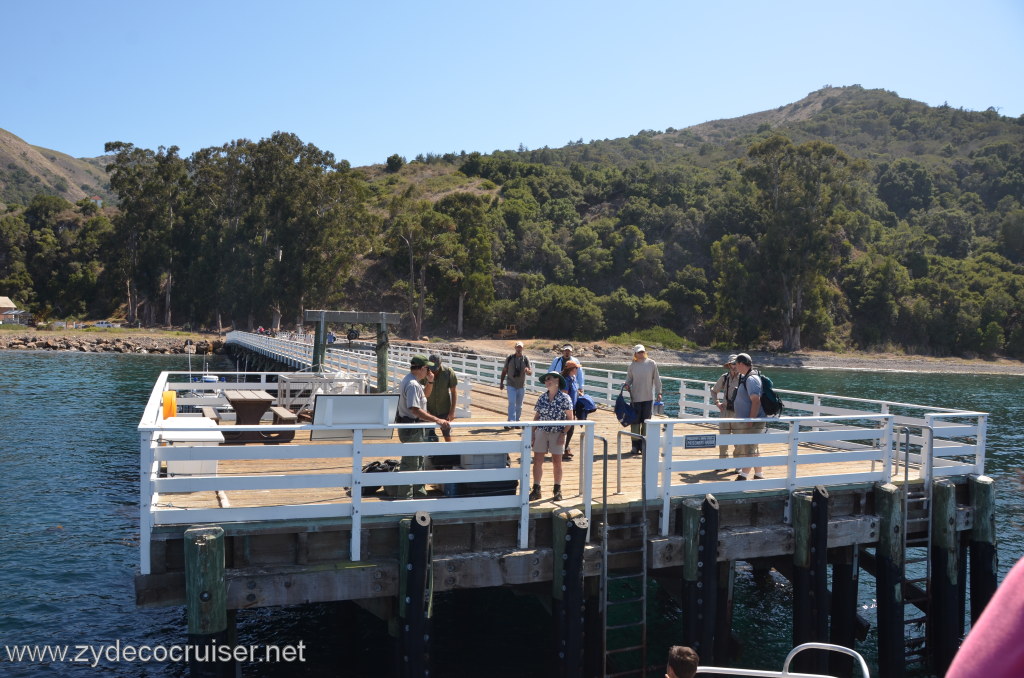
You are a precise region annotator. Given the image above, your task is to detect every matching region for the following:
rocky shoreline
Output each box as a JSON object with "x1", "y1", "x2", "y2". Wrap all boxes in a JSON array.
[
  {"x1": 4, "y1": 331, "x2": 1022, "y2": 375},
  {"x1": 0, "y1": 333, "x2": 225, "y2": 355}
]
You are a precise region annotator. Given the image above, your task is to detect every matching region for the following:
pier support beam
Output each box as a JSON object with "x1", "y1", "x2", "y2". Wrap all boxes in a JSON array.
[
  {"x1": 184, "y1": 526, "x2": 233, "y2": 678},
  {"x1": 681, "y1": 495, "x2": 719, "y2": 663},
  {"x1": 969, "y1": 475, "x2": 997, "y2": 623},
  {"x1": 552, "y1": 508, "x2": 589, "y2": 678},
  {"x1": 829, "y1": 546, "x2": 860, "y2": 678},
  {"x1": 930, "y1": 480, "x2": 960, "y2": 675},
  {"x1": 874, "y1": 483, "x2": 905, "y2": 678},
  {"x1": 398, "y1": 512, "x2": 433, "y2": 678},
  {"x1": 792, "y1": 487, "x2": 829, "y2": 675}
]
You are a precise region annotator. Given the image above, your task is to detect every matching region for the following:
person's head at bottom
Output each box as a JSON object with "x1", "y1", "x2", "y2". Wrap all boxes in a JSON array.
[{"x1": 666, "y1": 645, "x2": 699, "y2": 678}]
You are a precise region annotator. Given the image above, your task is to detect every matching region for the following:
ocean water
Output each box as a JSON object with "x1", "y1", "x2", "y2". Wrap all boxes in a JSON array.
[{"x1": 0, "y1": 352, "x2": 1019, "y2": 676}]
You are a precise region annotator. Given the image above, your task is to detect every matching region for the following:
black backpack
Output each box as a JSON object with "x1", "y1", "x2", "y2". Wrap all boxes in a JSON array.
[{"x1": 741, "y1": 370, "x2": 784, "y2": 417}]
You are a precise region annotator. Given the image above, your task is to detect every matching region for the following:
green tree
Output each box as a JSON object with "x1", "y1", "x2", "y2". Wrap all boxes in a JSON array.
[{"x1": 744, "y1": 136, "x2": 861, "y2": 351}]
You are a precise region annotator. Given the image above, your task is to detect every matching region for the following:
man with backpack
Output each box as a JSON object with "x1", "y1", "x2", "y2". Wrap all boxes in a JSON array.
[{"x1": 732, "y1": 353, "x2": 765, "y2": 480}]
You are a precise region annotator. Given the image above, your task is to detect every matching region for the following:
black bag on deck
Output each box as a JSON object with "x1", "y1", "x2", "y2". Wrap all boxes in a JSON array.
[{"x1": 361, "y1": 459, "x2": 400, "y2": 496}]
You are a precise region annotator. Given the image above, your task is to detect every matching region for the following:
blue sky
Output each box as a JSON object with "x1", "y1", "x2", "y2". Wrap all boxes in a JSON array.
[{"x1": 5, "y1": 1, "x2": 1022, "y2": 167}]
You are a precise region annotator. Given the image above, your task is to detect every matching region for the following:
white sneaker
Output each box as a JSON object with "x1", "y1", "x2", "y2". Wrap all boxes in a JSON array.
[{"x1": 753, "y1": 474, "x2": 765, "y2": 480}]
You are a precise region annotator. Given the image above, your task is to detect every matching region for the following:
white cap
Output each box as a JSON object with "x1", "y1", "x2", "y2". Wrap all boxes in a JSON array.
[
  {"x1": 514, "y1": 341, "x2": 523, "y2": 347},
  {"x1": 562, "y1": 344, "x2": 573, "y2": 351},
  {"x1": 633, "y1": 344, "x2": 646, "y2": 354}
]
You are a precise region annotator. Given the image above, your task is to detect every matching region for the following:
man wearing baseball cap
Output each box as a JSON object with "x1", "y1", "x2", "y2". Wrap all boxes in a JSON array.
[
  {"x1": 623, "y1": 344, "x2": 662, "y2": 455},
  {"x1": 549, "y1": 344, "x2": 585, "y2": 394},
  {"x1": 392, "y1": 354, "x2": 451, "y2": 498},
  {"x1": 499, "y1": 341, "x2": 533, "y2": 426},
  {"x1": 732, "y1": 353, "x2": 765, "y2": 480},
  {"x1": 711, "y1": 355, "x2": 741, "y2": 462}
]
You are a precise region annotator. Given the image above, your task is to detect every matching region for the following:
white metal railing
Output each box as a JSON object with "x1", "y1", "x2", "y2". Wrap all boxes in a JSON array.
[
  {"x1": 653, "y1": 407, "x2": 987, "y2": 535},
  {"x1": 139, "y1": 369, "x2": 595, "y2": 574}
]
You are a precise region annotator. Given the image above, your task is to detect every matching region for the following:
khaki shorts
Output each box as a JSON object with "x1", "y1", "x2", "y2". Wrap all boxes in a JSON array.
[{"x1": 533, "y1": 429, "x2": 564, "y2": 455}]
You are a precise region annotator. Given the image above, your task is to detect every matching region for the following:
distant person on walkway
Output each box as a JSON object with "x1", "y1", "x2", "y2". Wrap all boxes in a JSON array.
[
  {"x1": 711, "y1": 354, "x2": 741, "y2": 462},
  {"x1": 623, "y1": 345, "x2": 662, "y2": 455},
  {"x1": 425, "y1": 354, "x2": 458, "y2": 443},
  {"x1": 530, "y1": 371, "x2": 574, "y2": 502},
  {"x1": 394, "y1": 354, "x2": 450, "y2": 498},
  {"x1": 665, "y1": 645, "x2": 699, "y2": 678},
  {"x1": 499, "y1": 341, "x2": 532, "y2": 425},
  {"x1": 549, "y1": 344, "x2": 585, "y2": 393},
  {"x1": 947, "y1": 556, "x2": 1024, "y2": 678},
  {"x1": 327, "y1": 331, "x2": 336, "y2": 344},
  {"x1": 732, "y1": 353, "x2": 765, "y2": 480},
  {"x1": 560, "y1": 362, "x2": 583, "y2": 460}
]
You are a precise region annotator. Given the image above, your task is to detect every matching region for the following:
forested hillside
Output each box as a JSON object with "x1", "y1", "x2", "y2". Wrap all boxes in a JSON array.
[
  {"x1": 0, "y1": 128, "x2": 113, "y2": 205},
  {"x1": 2, "y1": 85, "x2": 1023, "y2": 357}
]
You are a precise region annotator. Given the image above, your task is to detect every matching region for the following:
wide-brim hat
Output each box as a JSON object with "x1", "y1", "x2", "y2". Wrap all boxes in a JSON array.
[
  {"x1": 539, "y1": 371, "x2": 566, "y2": 389},
  {"x1": 723, "y1": 353, "x2": 739, "y2": 366}
]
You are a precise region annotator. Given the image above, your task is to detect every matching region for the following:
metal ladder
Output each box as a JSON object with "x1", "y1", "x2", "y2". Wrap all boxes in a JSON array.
[
  {"x1": 898, "y1": 426, "x2": 934, "y2": 668},
  {"x1": 600, "y1": 432, "x2": 650, "y2": 677}
]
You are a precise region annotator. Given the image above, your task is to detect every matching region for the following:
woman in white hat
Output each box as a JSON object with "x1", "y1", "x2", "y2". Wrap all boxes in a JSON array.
[{"x1": 623, "y1": 345, "x2": 662, "y2": 455}]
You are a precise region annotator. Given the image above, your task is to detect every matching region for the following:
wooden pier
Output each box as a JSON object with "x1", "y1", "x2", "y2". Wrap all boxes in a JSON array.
[{"x1": 135, "y1": 333, "x2": 998, "y2": 677}]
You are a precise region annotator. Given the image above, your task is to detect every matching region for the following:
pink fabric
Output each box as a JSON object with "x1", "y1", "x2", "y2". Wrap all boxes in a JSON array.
[{"x1": 947, "y1": 556, "x2": 1024, "y2": 677}]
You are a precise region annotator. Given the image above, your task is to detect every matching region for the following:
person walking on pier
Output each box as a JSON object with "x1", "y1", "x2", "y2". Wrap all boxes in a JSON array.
[
  {"x1": 499, "y1": 341, "x2": 532, "y2": 425},
  {"x1": 623, "y1": 344, "x2": 662, "y2": 455},
  {"x1": 394, "y1": 354, "x2": 451, "y2": 498},
  {"x1": 530, "y1": 371, "x2": 574, "y2": 502},
  {"x1": 732, "y1": 353, "x2": 765, "y2": 480},
  {"x1": 711, "y1": 354, "x2": 741, "y2": 462},
  {"x1": 560, "y1": 362, "x2": 584, "y2": 460},
  {"x1": 665, "y1": 645, "x2": 699, "y2": 678},
  {"x1": 425, "y1": 354, "x2": 458, "y2": 443},
  {"x1": 549, "y1": 344, "x2": 585, "y2": 393}
]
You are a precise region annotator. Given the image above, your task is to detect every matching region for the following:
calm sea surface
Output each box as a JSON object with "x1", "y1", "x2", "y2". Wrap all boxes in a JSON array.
[{"x1": 1, "y1": 352, "x2": 1020, "y2": 676}]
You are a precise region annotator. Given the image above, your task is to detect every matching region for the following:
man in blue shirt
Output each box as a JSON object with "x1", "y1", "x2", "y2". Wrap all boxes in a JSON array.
[
  {"x1": 548, "y1": 344, "x2": 584, "y2": 392},
  {"x1": 732, "y1": 353, "x2": 765, "y2": 480}
]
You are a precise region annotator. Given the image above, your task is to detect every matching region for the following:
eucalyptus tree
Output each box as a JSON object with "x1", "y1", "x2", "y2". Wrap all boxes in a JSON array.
[
  {"x1": 104, "y1": 142, "x2": 188, "y2": 325},
  {"x1": 385, "y1": 188, "x2": 460, "y2": 339},
  {"x1": 433, "y1": 192, "x2": 495, "y2": 335},
  {"x1": 247, "y1": 132, "x2": 369, "y2": 331},
  {"x1": 744, "y1": 136, "x2": 861, "y2": 351}
]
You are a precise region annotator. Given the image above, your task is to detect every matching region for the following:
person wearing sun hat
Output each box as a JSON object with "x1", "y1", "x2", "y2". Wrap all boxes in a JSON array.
[
  {"x1": 623, "y1": 344, "x2": 662, "y2": 455},
  {"x1": 529, "y1": 371, "x2": 574, "y2": 501},
  {"x1": 711, "y1": 354, "x2": 741, "y2": 461}
]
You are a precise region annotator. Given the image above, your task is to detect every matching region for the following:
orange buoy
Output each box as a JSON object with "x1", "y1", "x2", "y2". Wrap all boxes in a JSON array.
[{"x1": 162, "y1": 391, "x2": 177, "y2": 419}]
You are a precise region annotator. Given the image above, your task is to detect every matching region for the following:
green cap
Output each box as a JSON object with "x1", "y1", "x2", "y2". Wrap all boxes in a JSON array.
[{"x1": 410, "y1": 354, "x2": 435, "y2": 369}]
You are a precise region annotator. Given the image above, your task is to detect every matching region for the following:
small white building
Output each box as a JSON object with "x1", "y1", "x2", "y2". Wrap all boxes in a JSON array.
[{"x1": 0, "y1": 297, "x2": 28, "y2": 324}]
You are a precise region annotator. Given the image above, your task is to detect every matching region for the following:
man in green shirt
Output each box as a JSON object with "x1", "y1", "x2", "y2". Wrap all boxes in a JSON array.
[{"x1": 426, "y1": 353, "x2": 458, "y2": 442}]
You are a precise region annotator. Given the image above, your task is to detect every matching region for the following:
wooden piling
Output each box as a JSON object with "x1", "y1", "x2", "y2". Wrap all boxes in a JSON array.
[
  {"x1": 184, "y1": 526, "x2": 232, "y2": 678},
  {"x1": 969, "y1": 475, "x2": 998, "y2": 623},
  {"x1": 713, "y1": 561, "x2": 734, "y2": 664},
  {"x1": 398, "y1": 512, "x2": 432, "y2": 678},
  {"x1": 873, "y1": 483, "x2": 905, "y2": 678},
  {"x1": 830, "y1": 546, "x2": 860, "y2": 678},
  {"x1": 681, "y1": 495, "x2": 719, "y2": 663},
  {"x1": 930, "y1": 480, "x2": 960, "y2": 675},
  {"x1": 792, "y1": 487, "x2": 829, "y2": 674},
  {"x1": 552, "y1": 508, "x2": 589, "y2": 678}
]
